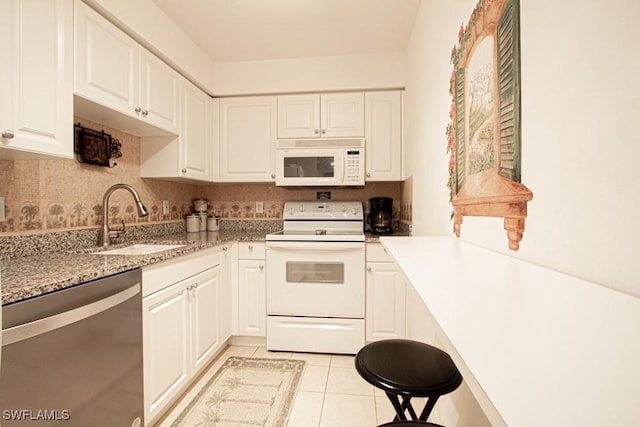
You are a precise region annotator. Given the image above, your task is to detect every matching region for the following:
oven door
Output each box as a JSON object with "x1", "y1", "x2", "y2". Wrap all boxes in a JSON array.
[
  {"x1": 266, "y1": 241, "x2": 365, "y2": 318},
  {"x1": 275, "y1": 149, "x2": 345, "y2": 186}
]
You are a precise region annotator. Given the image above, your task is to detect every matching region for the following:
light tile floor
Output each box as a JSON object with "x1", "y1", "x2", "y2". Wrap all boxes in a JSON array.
[{"x1": 156, "y1": 345, "x2": 400, "y2": 427}]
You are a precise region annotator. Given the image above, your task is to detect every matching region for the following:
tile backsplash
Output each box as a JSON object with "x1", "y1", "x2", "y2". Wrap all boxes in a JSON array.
[
  {"x1": 0, "y1": 119, "x2": 412, "y2": 236},
  {"x1": 0, "y1": 119, "x2": 198, "y2": 234}
]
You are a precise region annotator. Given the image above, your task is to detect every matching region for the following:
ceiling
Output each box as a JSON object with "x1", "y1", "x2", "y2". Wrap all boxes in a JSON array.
[{"x1": 151, "y1": 0, "x2": 421, "y2": 63}]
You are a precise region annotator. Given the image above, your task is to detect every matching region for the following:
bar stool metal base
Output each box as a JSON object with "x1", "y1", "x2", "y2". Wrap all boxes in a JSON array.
[{"x1": 378, "y1": 422, "x2": 444, "y2": 427}]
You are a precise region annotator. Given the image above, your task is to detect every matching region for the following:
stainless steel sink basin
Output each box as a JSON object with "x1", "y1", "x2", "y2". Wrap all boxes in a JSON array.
[{"x1": 92, "y1": 243, "x2": 185, "y2": 256}]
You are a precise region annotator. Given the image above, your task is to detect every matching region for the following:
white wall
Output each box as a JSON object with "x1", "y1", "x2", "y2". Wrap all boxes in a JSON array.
[
  {"x1": 405, "y1": 0, "x2": 640, "y2": 297},
  {"x1": 82, "y1": 0, "x2": 407, "y2": 96},
  {"x1": 212, "y1": 53, "x2": 406, "y2": 96}
]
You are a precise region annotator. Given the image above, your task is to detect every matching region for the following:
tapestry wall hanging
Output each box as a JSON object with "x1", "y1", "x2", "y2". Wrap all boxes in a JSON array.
[{"x1": 447, "y1": 0, "x2": 533, "y2": 251}]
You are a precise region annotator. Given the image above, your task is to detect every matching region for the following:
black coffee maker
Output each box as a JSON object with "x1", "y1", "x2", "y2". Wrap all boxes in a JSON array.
[{"x1": 367, "y1": 197, "x2": 393, "y2": 234}]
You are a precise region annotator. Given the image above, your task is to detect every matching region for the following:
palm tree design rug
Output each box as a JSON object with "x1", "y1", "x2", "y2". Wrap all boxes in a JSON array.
[{"x1": 170, "y1": 357, "x2": 306, "y2": 427}]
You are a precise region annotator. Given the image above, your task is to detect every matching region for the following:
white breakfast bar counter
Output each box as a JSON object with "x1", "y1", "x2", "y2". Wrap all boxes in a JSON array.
[{"x1": 379, "y1": 236, "x2": 640, "y2": 427}]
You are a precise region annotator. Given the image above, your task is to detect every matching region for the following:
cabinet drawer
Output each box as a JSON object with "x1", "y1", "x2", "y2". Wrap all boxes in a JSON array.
[
  {"x1": 366, "y1": 242, "x2": 392, "y2": 262},
  {"x1": 238, "y1": 242, "x2": 265, "y2": 259},
  {"x1": 142, "y1": 247, "x2": 221, "y2": 297}
]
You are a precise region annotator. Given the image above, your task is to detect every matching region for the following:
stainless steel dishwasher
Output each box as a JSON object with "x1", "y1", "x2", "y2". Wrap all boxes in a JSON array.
[{"x1": 0, "y1": 269, "x2": 143, "y2": 427}]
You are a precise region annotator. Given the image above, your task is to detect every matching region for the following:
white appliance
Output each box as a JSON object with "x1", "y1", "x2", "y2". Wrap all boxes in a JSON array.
[
  {"x1": 275, "y1": 138, "x2": 365, "y2": 187},
  {"x1": 266, "y1": 201, "x2": 365, "y2": 354}
]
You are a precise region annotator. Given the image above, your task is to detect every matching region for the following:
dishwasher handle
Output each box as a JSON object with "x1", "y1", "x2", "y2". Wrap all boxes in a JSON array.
[{"x1": 2, "y1": 283, "x2": 140, "y2": 346}]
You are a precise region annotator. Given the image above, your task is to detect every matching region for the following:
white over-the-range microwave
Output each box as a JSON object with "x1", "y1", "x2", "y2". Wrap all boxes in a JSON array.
[{"x1": 275, "y1": 138, "x2": 365, "y2": 187}]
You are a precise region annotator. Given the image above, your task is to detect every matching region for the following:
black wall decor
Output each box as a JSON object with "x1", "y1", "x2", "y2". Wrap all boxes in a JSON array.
[{"x1": 74, "y1": 123, "x2": 122, "y2": 167}]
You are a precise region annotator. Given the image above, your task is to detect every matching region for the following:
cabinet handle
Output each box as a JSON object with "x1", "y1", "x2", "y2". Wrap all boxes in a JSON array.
[
  {"x1": 142, "y1": 109, "x2": 149, "y2": 116},
  {"x1": 181, "y1": 168, "x2": 187, "y2": 173},
  {"x1": 366, "y1": 172, "x2": 371, "y2": 178},
  {"x1": 367, "y1": 267, "x2": 372, "y2": 272},
  {"x1": 259, "y1": 265, "x2": 264, "y2": 270},
  {"x1": 2, "y1": 130, "x2": 15, "y2": 139},
  {"x1": 271, "y1": 173, "x2": 275, "y2": 179},
  {"x1": 321, "y1": 129, "x2": 326, "y2": 134},
  {"x1": 314, "y1": 129, "x2": 319, "y2": 134},
  {"x1": 248, "y1": 245, "x2": 253, "y2": 251},
  {"x1": 222, "y1": 246, "x2": 228, "y2": 251},
  {"x1": 134, "y1": 106, "x2": 142, "y2": 113}
]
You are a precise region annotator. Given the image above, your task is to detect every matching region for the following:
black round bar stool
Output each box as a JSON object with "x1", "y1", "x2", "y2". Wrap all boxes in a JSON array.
[{"x1": 355, "y1": 339, "x2": 462, "y2": 423}]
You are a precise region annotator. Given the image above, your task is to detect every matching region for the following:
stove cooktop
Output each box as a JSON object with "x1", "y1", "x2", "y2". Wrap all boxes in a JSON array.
[{"x1": 269, "y1": 201, "x2": 366, "y2": 242}]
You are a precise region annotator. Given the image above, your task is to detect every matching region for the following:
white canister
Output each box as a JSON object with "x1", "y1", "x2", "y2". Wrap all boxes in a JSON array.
[
  {"x1": 198, "y1": 212, "x2": 207, "y2": 231},
  {"x1": 193, "y1": 199, "x2": 209, "y2": 213},
  {"x1": 207, "y1": 216, "x2": 219, "y2": 231},
  {"x1": 186, "y1": 215, "x2": 200, "y2": 233}
]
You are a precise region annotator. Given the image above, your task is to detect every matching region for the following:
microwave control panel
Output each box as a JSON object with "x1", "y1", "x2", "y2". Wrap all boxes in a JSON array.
[{"x1": 346, "y1": 150, "x2": 364, "y2": 185}]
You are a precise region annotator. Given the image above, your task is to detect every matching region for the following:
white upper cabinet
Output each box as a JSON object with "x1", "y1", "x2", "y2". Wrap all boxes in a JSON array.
[
  {"x1": 139, "y1": 49, "x2": 181, "y2": 134},
  {"x1": 0, "y1": 0, "x2": 73, "y2": 159},
  {"x1": 74, "y1": 0, "x2": 179, "y2": 136},
  {"x1": 364, "y1": 91, "x2": 403, "y2": 181},
  {"x1": 179, "y1": 79, "x2": 212, "y2": 181},
  {"x1": 277, "y1": 92, "x2": 364, "y2": 139},
  {"x1": 140, "y1": 79, "x2": 213, "y2": 182},
  {"x1": 219, "y1": 96, "x2": 277, "y2": 182}
]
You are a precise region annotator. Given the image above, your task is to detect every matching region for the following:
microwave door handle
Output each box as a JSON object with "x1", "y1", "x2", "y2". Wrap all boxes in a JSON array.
[{"x1": 341, "y1": 154, "x2": 346, "y2": 183}]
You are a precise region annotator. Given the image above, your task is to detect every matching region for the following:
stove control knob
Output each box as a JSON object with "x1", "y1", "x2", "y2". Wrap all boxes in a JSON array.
[
  {"x1": 351, "y1": 208, "x2": 357, "y2": 215},
  {"x1": 289, "y1": 207, "x2": 295, "y2": 215},
  {"x1": 341, "y1": 205, "x2": 346, "y2": 212},
  {"x1": 300, "y1": 205, "x2": 305, "y2": 212}
]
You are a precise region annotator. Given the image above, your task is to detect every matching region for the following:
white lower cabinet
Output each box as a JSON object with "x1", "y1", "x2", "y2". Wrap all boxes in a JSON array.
[
  {"x1": 142, "y1": 248, "x2": 225, "y2": 425},
  {"x1": 237, "y1": 242, "x2": 267, "y2": 336},
  {"x1": 365, "y1": 243, "x2": 406, "y2": 341}
]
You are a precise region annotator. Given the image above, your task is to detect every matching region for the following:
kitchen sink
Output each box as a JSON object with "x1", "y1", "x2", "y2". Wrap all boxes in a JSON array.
[{"x1": 92, "y1": 243, "x2": 186, "y2": 256}]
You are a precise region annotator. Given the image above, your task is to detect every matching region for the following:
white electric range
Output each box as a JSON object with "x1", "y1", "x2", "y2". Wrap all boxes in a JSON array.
[{"x1": 265, "y1": 201, "x2": 366, "y2": 354}]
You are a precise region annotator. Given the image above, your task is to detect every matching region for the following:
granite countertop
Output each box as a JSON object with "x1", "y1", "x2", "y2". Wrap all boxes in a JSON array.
[
  {"x1": 0, "y1": 228, "x2": 411, "y2": 306},
  {"x1": 0, "y1": 230, "x2": 266, "y2": 306},
  {"x1": 364, "y1": 231, "x2": 410, "y2": 242}
]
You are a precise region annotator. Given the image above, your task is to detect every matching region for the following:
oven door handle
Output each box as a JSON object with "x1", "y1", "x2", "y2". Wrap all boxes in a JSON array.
[
  {"x1": 266, "y1": 242, "x2": 364, "y2": 251},
  {"x1": 2, "y1": 283, "x2": 140, "y2": 346}
]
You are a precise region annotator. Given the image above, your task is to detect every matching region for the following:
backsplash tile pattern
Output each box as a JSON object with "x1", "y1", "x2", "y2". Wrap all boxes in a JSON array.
[
  {"x1": 1, "y1": 118, "x2": 412, "y2": 237},
  {"x1": 0, "y1": 118, "x2": 198, "y2": 235},
  {"x1": 196, "y1": 183, "x2": 406, "y2": 222}
]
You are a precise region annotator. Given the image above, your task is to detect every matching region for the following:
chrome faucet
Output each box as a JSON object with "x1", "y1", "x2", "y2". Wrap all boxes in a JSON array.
[{"x1": 99, "y1": 183, "x2": 149, "y2": 246}]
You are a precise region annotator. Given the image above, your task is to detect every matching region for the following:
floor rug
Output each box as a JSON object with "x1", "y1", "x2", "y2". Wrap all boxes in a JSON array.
[{"x1": 170, "y1": 357, "x2": 306, "y2": 427}]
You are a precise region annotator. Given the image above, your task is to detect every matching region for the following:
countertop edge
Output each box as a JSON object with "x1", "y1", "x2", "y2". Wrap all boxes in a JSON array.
[{"x1": 380, "y1": 236, "x2": 640, "y2": 427}]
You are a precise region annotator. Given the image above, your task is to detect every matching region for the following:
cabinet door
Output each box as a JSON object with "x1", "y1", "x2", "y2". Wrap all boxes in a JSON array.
[
  {"x1": 191, "y1": 266, "x2": 221, "y2": 373},
  {"x1": 74, "y1": 0, "x2": 139, "y2": 118},
  {"x1": 219, "y1": 96, "x2": 277, "y2": 182},
  {"x1": 139, "y1": 48, "x2": 180, "y2": 134},
  {"x1": 277, "y1": 94, "x2": 320, "y2": 138},
  {"x1": 143, "y1": 281, "x2": 190, "y2": 424},
  {"x1": 366, "y1": 262, "x2": 406, "y2": 341},
  {"x1": 0, "y1": 0, "x2": 73, "y2": 159},
  {"x1": 365, "y1": 91, "x2": 402, "y2": 181},
  {"x1": 180, "y1": 78, "x2": 211, "y2": 181},
  {"x1": 321, "y1": 92, "x2": 365, "y2": 138},
  {"x1": 219, "y1": 244, "x2": 234, "y2": 341},
  {"x1": 238, "y1": 259, "x2": 267, "y2": 336}
]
